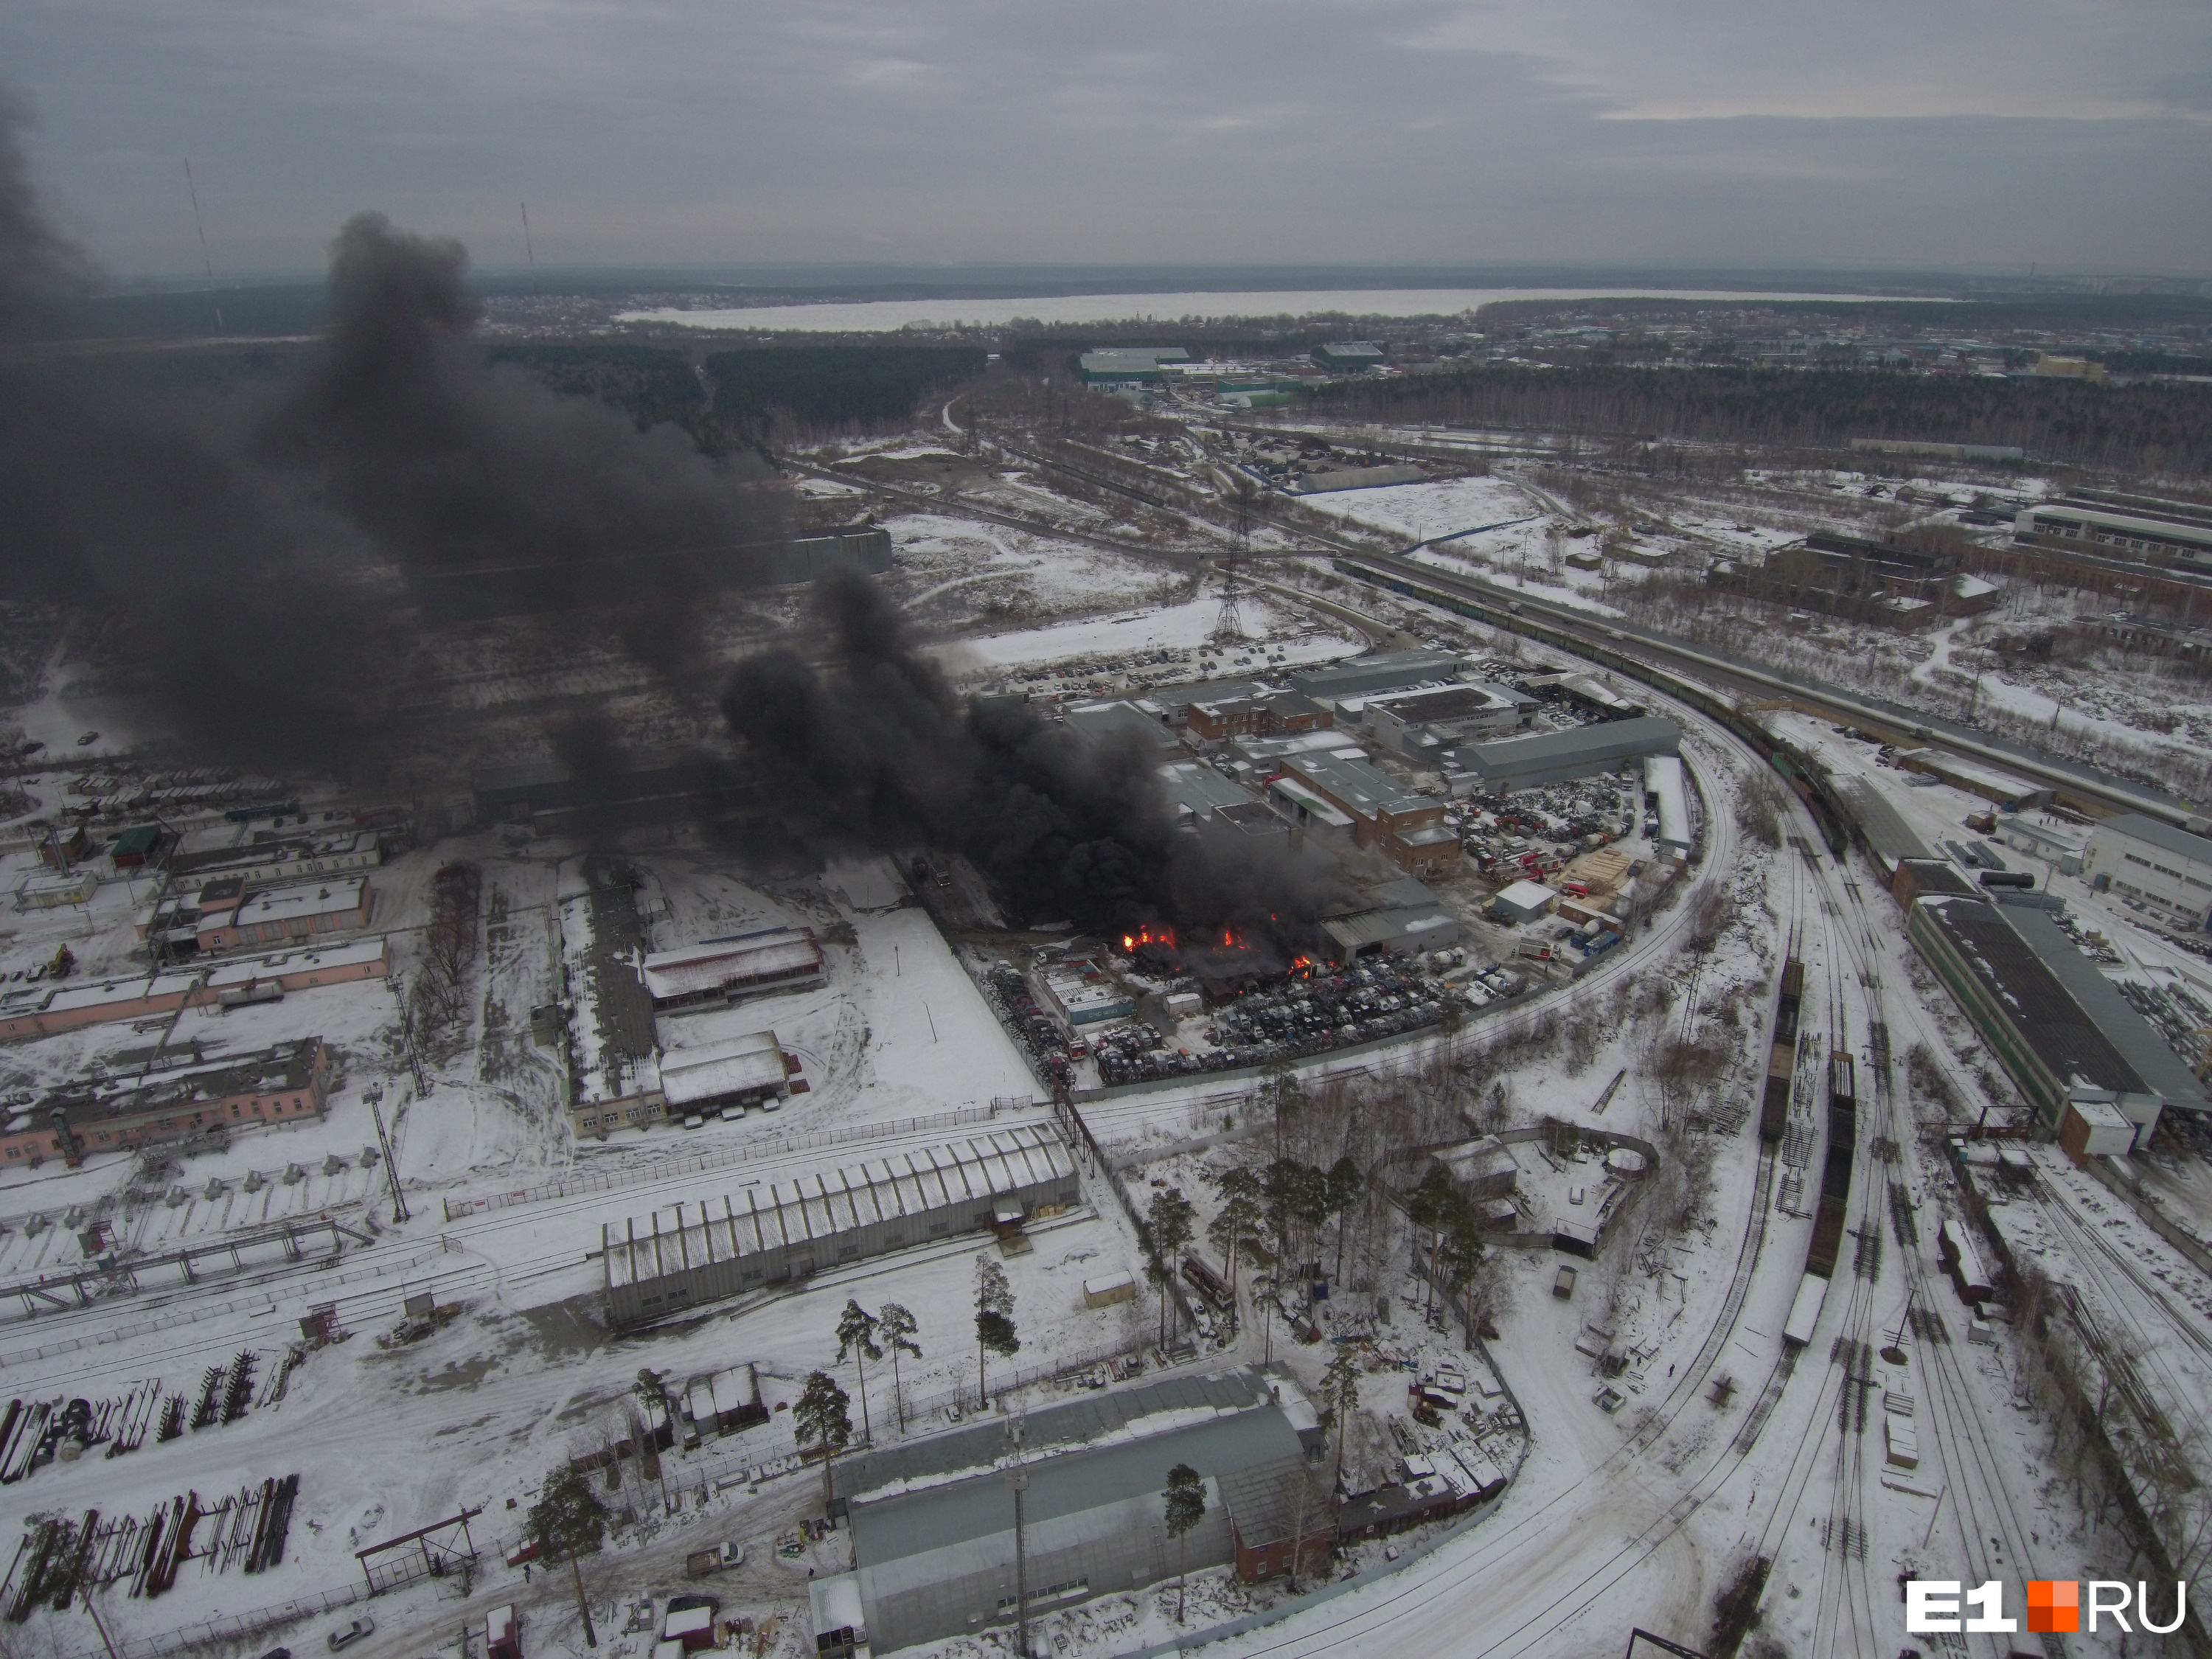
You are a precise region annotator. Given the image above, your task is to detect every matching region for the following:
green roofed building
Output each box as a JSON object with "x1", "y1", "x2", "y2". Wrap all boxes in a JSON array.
[{"x1": 1077, "y1": 347, "x2": 1192, "y2": 386}]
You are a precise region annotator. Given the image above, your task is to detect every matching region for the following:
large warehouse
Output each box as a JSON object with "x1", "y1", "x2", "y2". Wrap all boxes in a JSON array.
[
  {"x1": 1448, "y1": 716, "x2": 1680, "y2": 794},
  {"x1": 813, "y1": 1368, "x2": 1330, "y2": 1655},
  {"x1": 601, "y1": 1125, "x2": 1079, "y2": 1325},
  {"x1": 1907, "y1": 895, "x2": 2202, "y2": 1147}
]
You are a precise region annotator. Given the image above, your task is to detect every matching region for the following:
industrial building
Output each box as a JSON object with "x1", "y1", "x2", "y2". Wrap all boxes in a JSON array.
[
  {"x1": 815, "y1": 1368, "x2": 1329, "y2": 1656},
  {"x1": 1077, "y1": 347, "x2": 1191, "y2": 387},
  {"x1": 168, "y1": 821, "x2": 383, "y2": 888},
  {"x1": 601, "y1": 1125, "x2": 1078, "y2": 1326},
  {"x1": 1265, "y1": 775, "x2": 1357, "y2": 844},
  {"x1": 1997, "y1": 815, "x2": 2088, "y2": 875},
  {"x1": 1183, "y1": 689, "x2": 1328, "y2": 744},
  {"x1": 658, "y1": 1032, "x2": 794, "y2": 1118},
  {"x1": 2014, "y1": 491, "x2": 2212, "y2": 573},
  {"x1": 1290, "y1": 465, "x2": 1425, "y2": 495},
  {"x1": 640, "y1": 928, "x2": 826, "y2": 1014},
  {"x1": 1287, "y1": 650, "x2": 1469, "y2": 709},
  {"x1": 195, "y1": 877, "x2": 374, "y2": 952},
  {"x1": 1310, "y1": 341, "x2": 1386, "y2": 373},
  {"x1": 1447, "y1": 716, "x2": 1680, "y2": 795},
  {"x1": 1641, "y1": 754, "x2": 1693, "y2": 855},
  {"x1": 1824, "y1": 774, "x2": 1935, "y2": 880},
  {"x1": 1321, "y1": 873, "x2": 1461, "y2": 957},
  {"x1": 0, "y1": 1038, "x2": 330, "y2": 1165},
  {"x1": 1358, "y1": 682, "x2": 1534, "y2": 759},
  {"x1": 0, "y1": 939, "x2": 390, "y2": 1044},
  {"x1": 1065, "y1": 700, "x2": 1186, "y2": 757},
  {"x1": 772, "y1": 526, "x2": 896, "y2": 584},
  {"x1": 1907, "y1": 895, "x2": 2202, "y2": 1147},
  {"x1": 2082, "y1": 814, "x2": 2212, "y2": 930},
  {"x1": 1489, "y1": 880, "x2": 1557, "y2": 925},
  {"x1": 1894, "y1": 749, "x2": 2050, "y2": 810},
  {"x1": 1037, "y1": 961, "x2": 1134, "y2": 1036},
  {"x1": 1278, "y1": 751, "x2": 1458, "y2": 875}
]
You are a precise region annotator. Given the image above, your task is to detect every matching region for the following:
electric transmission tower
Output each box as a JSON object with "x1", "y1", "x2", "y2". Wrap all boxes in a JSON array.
[{"x1": 1214, "y1": 476, "x2": 1255, "y2": 644}]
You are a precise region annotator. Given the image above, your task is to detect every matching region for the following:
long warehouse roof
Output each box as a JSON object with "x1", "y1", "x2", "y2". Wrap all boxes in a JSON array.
[{"x1": 602, "y1": 1124, "x2": 1074, "y2": 1290}]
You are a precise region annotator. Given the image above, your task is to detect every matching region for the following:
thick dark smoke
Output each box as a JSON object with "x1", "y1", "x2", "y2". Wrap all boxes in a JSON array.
[
  {"x1": 0, "y1": 100, "x2": 1337, "y2": 942},
  {"x1": 0, "y1": 101, "x2": 783, "y2": 776},
  {"x1": 721, "y1": 569, "x2": 1346, "y2": 938}
]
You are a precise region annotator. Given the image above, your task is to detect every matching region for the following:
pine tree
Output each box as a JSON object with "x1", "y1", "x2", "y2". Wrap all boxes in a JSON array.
[
  {"x1": 835, "y1": 1299, "x2": 883, "y2": 1446},
  {"x1": 879, "y1": 1302, "x2": 922, "y2": 1433},
  {"x1": 793, "y1": 1371, "x2": 852, "y2": 1519},
  {"x1": 975, "y1": 1257, "x2": 1020, "y2": 1407},
  {"x1": 1162, "y1": 1463, "x2": 1207, "y2": 1624}
]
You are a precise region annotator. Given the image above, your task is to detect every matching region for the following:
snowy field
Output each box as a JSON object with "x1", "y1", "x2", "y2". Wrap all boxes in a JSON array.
[
  {"x1": 886, "y1": 512, "x2": 1178, "y2": 625},
  {"x1": 1299, "y1": 475, "x2": 1537, "y2": 545},
  {"x1": 932, "y1": 596, "x2": 1359, "y2": 675}
]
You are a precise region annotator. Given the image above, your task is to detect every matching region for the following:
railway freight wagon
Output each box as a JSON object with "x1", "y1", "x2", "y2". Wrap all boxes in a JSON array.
[
  {"x1": 1759, "y1": 959, "x2": 1806, "y2": 1141},
  {"x1": 1806, "y1": 1052, "x2": 1858, "y2": 1279}
]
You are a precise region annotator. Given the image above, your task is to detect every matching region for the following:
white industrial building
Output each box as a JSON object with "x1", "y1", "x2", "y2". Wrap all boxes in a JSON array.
[
  {"x1": 2083, "y1": 814, "x2": 2212, "y2": 930},
  {"x1": 1641, "y1": 754, "x2": 1692, "y2": 855},
  {"x1": 2014, "y1": 494, "x2": 2212, "y2": 571},
  {"x1": 658, "y1": 1031, "x2": 793, "y2": 1116},
  {"x1": 641, "y1": 927, "x2": 826, "y2": 1013}
]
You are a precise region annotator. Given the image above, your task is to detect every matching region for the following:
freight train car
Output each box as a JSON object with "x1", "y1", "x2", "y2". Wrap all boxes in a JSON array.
[
  {"x1": 1806, "y1": 1051, "x2": 1858, "y2": 1279},
  {"x1": 1759, "y1": 959, "x2": 1805, "y2": 1141}
]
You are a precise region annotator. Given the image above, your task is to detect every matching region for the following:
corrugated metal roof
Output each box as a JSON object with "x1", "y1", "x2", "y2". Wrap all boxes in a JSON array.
[
  {"x1": 1995, "y1": 902, "x2": 2208, "y2": 1110},
  {"x1": 640, "y1": 929, "x2": 821, "y2": 1001},
  {"x1": 1826, "y1": 773, "x2": 1935, "y2": 872},
  {"x1": 603, "y1": 1125, "x2": 1074, "y2": 1290},
  {"x1": 841, "y1": 1368, "x2": 1270, "y2": 1503},
  {"x1": 850, "y1": 1388, "x2": 1302, "y2": 1570},
  {"x1": 1916, "y1": 897, "x2": 2149, "y2": 1099},
  {"x1": 1452, "y1": 716, "x2": 1680, "y2": 782}
]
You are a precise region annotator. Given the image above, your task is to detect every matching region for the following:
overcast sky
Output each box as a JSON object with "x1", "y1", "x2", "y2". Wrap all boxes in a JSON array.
[{"x1": 10, "y1": 0, "x2": 2211, "y2": 283}]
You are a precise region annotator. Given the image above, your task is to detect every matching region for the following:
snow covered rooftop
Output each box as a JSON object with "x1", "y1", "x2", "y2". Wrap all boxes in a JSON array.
[
  {"x1": 658, "y1": 1029, "x2": 788, "y2": 1109},
  {"x1": 640, "y1": 928, "x2": 824, "y2": 1004}
]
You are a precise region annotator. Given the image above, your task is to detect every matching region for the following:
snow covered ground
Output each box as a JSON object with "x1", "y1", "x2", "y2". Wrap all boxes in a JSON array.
[
  {"x1": 1298, "y1": 476, "x2": 1537, "y2": 546},
  {"x1": 931, "y1": 597, "x2": 1357, "y2": 676}
]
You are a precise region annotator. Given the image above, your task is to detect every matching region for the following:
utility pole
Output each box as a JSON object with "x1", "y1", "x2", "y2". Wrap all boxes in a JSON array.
[
  {"x1": 1004, "y1": 1419, "x2": 1031, "y2": 1659},
  {"x1": 571, "y1": 1551, "x2": 597, "y2": 1649},
  {"x1": 83, "y1": 1590, "x2": 122, "y2": 1659},
  {"x1": 368, "y1": 1086, "x2": 410, "y2": 1224}
]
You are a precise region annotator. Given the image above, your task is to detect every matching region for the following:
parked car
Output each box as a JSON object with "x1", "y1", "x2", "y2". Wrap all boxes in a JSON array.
[
  {"x1": 327, "y1": 1618, "x2": 375, "y2": 1651},
  {"x1": 254, "y1": 1649, "x2": 293, "y2": 1659}
]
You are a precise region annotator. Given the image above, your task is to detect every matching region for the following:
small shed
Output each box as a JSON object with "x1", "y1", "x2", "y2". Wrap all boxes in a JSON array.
[
  {"x1": 1082, "y1": 1270, "x2": 1136, "y2": 1308},
  {"x1": 1490, "y1": 880, "x2": 1557, "y2": 925},
  {"x1": 110, "y1": 824, "x2": 166, "y2": 870},
  {"x1": 2059, "y1": 1096, "x2": 2134, "y2": 1164}
]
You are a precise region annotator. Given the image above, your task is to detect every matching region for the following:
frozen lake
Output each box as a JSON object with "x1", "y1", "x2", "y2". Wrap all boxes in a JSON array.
[{"x1": 619, "y1": 285, "x2": 1932, "y2": 333}]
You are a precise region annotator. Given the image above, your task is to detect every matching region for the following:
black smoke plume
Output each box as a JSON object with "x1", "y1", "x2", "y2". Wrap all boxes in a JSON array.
[
  {"x1": 0, "y1": 100, "x2": 783, "y2": 777},
  {"x1": 720, "y1": 569, "x2": 1346, "y2": 939},
  {"x1": 1, "y1": 102, "x2": 1340, "y2": 943}
]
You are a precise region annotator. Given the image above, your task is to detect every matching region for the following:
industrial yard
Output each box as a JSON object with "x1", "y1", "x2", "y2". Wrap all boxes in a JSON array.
[{"x1": 1, "y1": 260, "x2": 2211, "y2": 1659}]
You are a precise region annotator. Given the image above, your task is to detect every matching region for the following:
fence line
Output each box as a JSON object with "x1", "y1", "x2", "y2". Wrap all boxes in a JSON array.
[{"x1": 442, "y1": 1102, "x2": 1043, "y2": 1220}]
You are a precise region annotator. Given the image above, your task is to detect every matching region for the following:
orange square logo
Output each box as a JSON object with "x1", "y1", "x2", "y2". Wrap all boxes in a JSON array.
[{"x1": 2027, "y1": 1580, "x2": 2079, "y2": 1634}]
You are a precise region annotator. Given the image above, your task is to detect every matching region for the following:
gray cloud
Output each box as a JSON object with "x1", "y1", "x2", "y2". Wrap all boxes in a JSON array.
[{"x1": 4, "y1": 0, "x2": 2208, "y2": 276}]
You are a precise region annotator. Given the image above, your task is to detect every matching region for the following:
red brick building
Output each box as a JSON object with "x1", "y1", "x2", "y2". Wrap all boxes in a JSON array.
[{"x1": 0, "y1": 1037, "x2": 330, "y2": 1166}]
